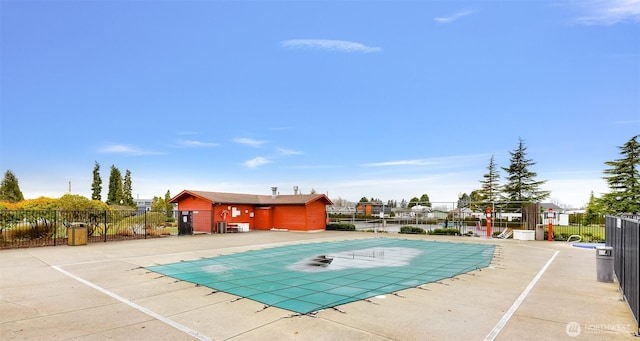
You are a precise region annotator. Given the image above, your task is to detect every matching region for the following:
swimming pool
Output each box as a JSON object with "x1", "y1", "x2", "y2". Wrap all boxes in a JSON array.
[
  {"x1": 572, "y1": 242, "x2": 606, "y2": 249},
  {"x1": 147, "y1": 237, "x2": 495, "y2": 314}
]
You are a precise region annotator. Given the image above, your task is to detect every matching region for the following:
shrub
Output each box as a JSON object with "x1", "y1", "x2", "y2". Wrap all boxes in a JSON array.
[
  {"x1": 428, "y1": 228, "x2": 461, "y2": 236},
  {"x1": 326, "y1": 223, "x2": 356, "y2": 231},
  {"x1": 1, "y1": 220, "x2": 56, "y2": 241},
  {"x1": 399, "y1": 226, "x2": 426, "y2": 234},
  {"x1": 147, "y1": 227, "x2": 172, "y2": 236}
]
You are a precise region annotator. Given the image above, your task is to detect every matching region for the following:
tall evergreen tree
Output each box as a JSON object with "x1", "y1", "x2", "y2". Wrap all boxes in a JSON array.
[
  {"x1": 0, "y1": 170, "x2": 24, "y2": 203},
  {"x1": 91, "y1": 161, "x2": 102, "y2": 201},
  {"x1": 164, "y1": 190, "x2": 173, "y2": 217},
  {"x1": 501, "y1": 138, "x2": 550, "y2": 207},
  {"x1": 123, "y1": 169, "x2": 135, "y2": 207},
  {"x1": 478, "y1": 155, "x2": 501, "y2": 206},
  {"x1": 106, "y1": 165, "x2": 123, "y2": 205},
  {"x1": 601, "y1": 135, "x2": 640, "y2": 214}
]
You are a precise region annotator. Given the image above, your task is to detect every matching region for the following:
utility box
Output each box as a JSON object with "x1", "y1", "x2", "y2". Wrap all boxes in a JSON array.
[
  {"x1": 596, "y1": 246, "x2": 614, "y2": 283},
  {"x1": 68, "y1": 222, "x2": 87, "y2": 246},
  {"x1": 535, "y1": 224, "x2": 545, "y2": 241}
]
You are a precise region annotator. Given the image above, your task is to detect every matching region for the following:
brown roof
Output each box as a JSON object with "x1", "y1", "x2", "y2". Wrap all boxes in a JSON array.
[{"x1": 170, "y1": 190, "x2": 333, "y2": 206}]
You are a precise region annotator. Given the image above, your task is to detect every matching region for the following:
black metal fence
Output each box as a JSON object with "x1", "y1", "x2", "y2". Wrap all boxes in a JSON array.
[
  {"x1": 606, "y1": 215, "x2": 640, "y2": 335},
  {"x1": 0, "y1": 210, "x2": 176, "y2": 249}
]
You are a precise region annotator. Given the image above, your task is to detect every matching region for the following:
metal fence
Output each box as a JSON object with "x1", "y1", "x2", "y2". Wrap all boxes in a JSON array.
[
  {"x1": 606, "y1": 215, "x2": 640, "y2": 335},
  {"x1": 0, "y1": 210, "x2": 176, "y2": 249},
  {"x1": 331, "y1": 208, "x2": 606, "y2": 240}
]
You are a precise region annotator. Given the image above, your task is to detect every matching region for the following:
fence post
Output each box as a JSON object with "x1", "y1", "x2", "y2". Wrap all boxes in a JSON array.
[
  {"x1": 104, "y1": 210, "x2": 108, "y2": 243},
  {"x1": 144, "y1": 211, "x2": 147, "y2": 239}
]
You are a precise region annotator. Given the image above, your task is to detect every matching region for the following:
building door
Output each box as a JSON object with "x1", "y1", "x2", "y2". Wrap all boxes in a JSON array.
[
  {"x1": 254, "y1": 207, "x2": 273, "y2": 230},
  {"x1": 178, "y1": 211, "x2": 193, "y2": 235}
]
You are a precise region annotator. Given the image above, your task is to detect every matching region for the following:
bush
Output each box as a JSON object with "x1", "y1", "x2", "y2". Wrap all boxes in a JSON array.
[
  {"x1": 428, "y1": 228, "x2": 461, "y2": 236},
  {"x1": 1, "y1": 220, "x2": 56, "y2": 241},
  {"x1": 399, "y1": 226, "x2": 426, "y2": 234},
  {"x1": 326, "y1": 223, "x2": 356, "y2": 231}
]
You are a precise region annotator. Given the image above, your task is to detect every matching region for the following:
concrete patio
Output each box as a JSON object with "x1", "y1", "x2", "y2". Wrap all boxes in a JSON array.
[{"x1": 1, "y1": 231, "x2": 637, "y2": 340}]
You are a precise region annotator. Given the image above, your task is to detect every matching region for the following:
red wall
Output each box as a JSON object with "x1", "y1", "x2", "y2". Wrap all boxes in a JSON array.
[
  {"x1": 216, "y1": 204, "x2": 255, "y2": 228},
  {"x1": 175, "y1": 196, "x2": 214, "y2": 232},
  {"x1": 305, "y1": 200, "x2": 328, "y2": 231},
  {"x1": 271, "y1": 203, "x2": 325, "y2": 231}
]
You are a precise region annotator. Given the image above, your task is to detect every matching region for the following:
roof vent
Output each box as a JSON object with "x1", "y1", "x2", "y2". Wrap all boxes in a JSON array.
[
  {"x1": 271, "y1": 187, "x2": 278, "y2": 199},
  {"x1": 294, "y1": 186, "x2": 299, "y2": 195}
]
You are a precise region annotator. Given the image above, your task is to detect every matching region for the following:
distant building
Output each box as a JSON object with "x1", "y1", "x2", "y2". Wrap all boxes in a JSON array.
[
  {"x1": 326, "y1": 205, "x2": 356, "y2": 215},
  {"x1": 134, "y1": 198, "x2": 152, "y2": 213},
  {"x1": 355, "y1": 202, "x2": 391, "y2": 217}
]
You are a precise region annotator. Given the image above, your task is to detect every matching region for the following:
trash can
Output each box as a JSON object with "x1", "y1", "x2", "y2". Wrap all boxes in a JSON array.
[
  {"x1": 68, "y1": 222, "x2": 87, "y2": 246},
  {"x1": 217, "y1": 221, "x2": 227, "y2": 233},
  {"x1": 596, "y1": 246, "x2": 614, "y2": 283},
  {"x1": 535, "y1": 224, "x2": 544, "y2": 241}
]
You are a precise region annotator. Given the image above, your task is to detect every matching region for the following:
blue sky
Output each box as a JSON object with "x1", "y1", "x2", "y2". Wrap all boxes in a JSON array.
[{"x1": 1, "y1": 0, "x2": 639, "y2": 208}]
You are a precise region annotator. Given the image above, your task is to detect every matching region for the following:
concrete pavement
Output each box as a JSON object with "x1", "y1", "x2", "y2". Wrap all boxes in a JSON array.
[{"x1": 1, "y1": 230, "x2": 637, "y2": 340}]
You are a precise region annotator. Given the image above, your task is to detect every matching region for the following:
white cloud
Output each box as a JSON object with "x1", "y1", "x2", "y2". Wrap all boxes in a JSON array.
[
  {"x1": 98, "y1": 144, "x2": 164, "y2": 156},
  {"x1": 177, "y1": 139, "x2": 219, "y2": 147},
  {"x1": 233, "y1": 137, "x2": 267, "y2": 147},
  {"x1": 244, "y1": 157, "x2": 271, "y2": 168},
  {"x1": 572, "y1": 0, "x2": 640, "y2": 25},
  {"x1": 277, "y1": 147, "x2": 303, "y2": 155},
  {"x1": 434, "y1": 10, "x2": 474, "y2": 24},
  {"x1": 281, "y1": 39, "x2": 381, "y2": 53},
  {"x1": 360, "y1": 154, "x2": 489, "y2": 168},
  {"x1": 361, "y1": 159, "x2": 439, "y2": 167}
]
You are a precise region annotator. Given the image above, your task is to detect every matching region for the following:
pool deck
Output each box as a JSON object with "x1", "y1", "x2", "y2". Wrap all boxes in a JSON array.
[{"x1": 1, "y1": 231, "x2": 638, "y2": 340}]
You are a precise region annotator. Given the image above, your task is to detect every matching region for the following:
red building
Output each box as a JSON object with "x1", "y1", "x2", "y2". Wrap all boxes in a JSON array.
[{"x1": 169, "y1": 190, "x2": 333, "y2": 233}]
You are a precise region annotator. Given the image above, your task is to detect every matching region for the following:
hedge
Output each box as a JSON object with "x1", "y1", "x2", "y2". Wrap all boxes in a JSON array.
[
  {"x1": 326, "y1": 223, "x2": 356, "y2": 231},
  {"x1": 428, "y1": 228, "x2": 461, "y2": 236},
  {"x1": 399, "y1": 226, "x2": 426, "y2": 234}
]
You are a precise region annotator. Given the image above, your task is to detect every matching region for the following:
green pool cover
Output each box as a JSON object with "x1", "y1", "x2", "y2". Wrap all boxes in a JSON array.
[{"x1": 146, "y1": 238, "x2": 495, "y2": 314}]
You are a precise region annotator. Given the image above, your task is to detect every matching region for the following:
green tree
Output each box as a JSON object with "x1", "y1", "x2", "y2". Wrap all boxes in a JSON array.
[
  {"x1": 0, "y1": 170, "x2": 24, "y2": 203},
  {"x1": 457, "y1": 193, "x2": 470, "y2": 209},
  {"x1": 122, "y1": 169, "x2": 135, "y2": 207},
  {"x1": 407, "y1": 197, "x2": 420, "y2": 208},
  {"x1": 478, "y1": 155, "x2": 501, "y2": 206},
  {"x1": 91, "y1": 161, "x2": 102, "y2": 201},
  {"x1": 58, "y1": 193, "x2": 109, "y2": 211},
  {"x1": 419, "y1": 194, "x2": 431, "y2": 207},
  {"x1": 581, "y1": 191, "x2": 602, "y2": 226},
  {"x1": 408, "y1": 194, "x2": 431, "y2": 208},
  {"x1": 359, "y1": 197, "x2": 368, "y2": 203},
  {"x1": 501, "y1": 138, "x2": 549, "y2": 207},
  {"x1": 469, "y1": 190, "x2": 484, "y2": 211},
  {"x1": 106, "y1": 165, "x2": 123, "y2": 205},
  {"x1": 601, "y1": 135, "x2": 640, "y2": 214},
  {"x1": 163, "y1": 190, "x2": 173, "y2": 217},
  {"x1": 151, "y1": 195, "x2": 165, "y2": 212}
]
